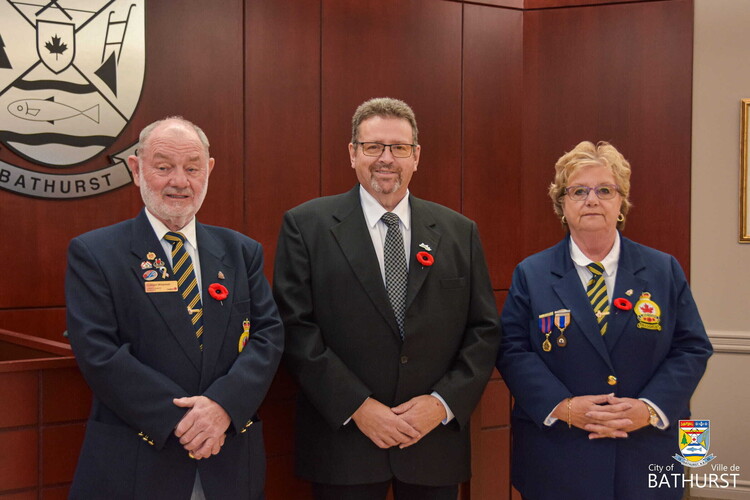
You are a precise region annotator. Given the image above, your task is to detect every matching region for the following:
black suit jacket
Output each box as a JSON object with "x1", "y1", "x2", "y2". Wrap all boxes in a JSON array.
[
  {"x1": 273, "y1": 186, "x2": 501, "y2": 486},
  {"x1": 65, "y1": 209, "x2": 284, "y2": 499}
]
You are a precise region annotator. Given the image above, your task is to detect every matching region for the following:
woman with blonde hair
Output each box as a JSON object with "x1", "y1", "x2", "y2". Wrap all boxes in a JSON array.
[{"x1": 497, "y1": 141, "x2": 712, "y2": 499}]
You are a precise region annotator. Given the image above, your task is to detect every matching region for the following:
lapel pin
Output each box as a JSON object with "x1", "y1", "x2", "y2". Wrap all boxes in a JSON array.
[
  {"x1": 146, "y1": 252, "x2": 156, "y2": 260},
  {"x1": 419, "y1": 242, "x2": 431, "y2": 252},
  {"x1": 625, "y1": 289, "x2": 633, "y2": 296},
  {"x1": 218, "y1": 271, "x2": 225, "y2": 280},
  {"x1": 141, "y1": 261, "x2": 153, "y2": 269},
  {"x1": 416, "y1": 251, "x2": 434, "y2": 267}
]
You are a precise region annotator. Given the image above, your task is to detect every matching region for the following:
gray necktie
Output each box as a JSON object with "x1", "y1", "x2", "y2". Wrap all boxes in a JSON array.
[{"x1": 381, "y1": 212, "x2": 407, "y2": 337}]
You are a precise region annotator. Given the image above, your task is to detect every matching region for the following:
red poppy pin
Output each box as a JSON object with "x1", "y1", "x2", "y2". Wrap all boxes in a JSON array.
[
  {"x1": 208, "y1": 283, "x2": 229, "y2": 302},
  {"x1": 416, "y1": 251, "x2": 434, "y2": 267},
  {"x1": 613, "y1": 298, "x2": 633, "y2": 311}
]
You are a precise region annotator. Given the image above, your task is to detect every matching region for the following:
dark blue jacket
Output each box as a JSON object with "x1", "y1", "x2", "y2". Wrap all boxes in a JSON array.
[
  {"x1": 497, "y1": 234, "x2": 712, "y2": 500},
  {"x1": 66, "y1": 209, "x2": 284, "y2": 499}
]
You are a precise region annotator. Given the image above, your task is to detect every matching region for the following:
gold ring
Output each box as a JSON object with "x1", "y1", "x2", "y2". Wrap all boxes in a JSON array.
[{"x1": 188, "y1": 452, "x2": 196, "y2": 459}]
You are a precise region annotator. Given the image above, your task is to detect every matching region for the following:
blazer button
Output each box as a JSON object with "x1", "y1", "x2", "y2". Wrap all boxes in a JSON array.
[
  {"x1": 400, "y1": 356, "x2": 409, "y2": 364},
  {"x1": 607, "y1": 375, "x2": 617, "y2": 386}
]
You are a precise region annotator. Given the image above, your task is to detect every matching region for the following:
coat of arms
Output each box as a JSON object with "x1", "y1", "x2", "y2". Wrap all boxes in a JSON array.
[
  {"x1": 673, "y1": 419, "x2": 716, "y2": 468},
  {"x1": 0, "y1": 0, "x2": 145, "y2": 198}
]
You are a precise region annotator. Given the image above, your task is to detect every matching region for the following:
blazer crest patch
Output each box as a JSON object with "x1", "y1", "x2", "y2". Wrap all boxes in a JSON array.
[{"x1": 635, "y1": 292, "x2": 662, "y2": 331}]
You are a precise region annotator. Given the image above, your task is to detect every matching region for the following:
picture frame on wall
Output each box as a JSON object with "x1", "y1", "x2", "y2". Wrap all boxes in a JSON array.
[{"x1": 741, "y1": 99, "x2": 750, "y2": 242}]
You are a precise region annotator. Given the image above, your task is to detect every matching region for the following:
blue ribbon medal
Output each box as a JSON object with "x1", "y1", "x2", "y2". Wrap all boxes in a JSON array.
[{"x1": 554, "y1": 309, "x2": 571, "y2": 347}]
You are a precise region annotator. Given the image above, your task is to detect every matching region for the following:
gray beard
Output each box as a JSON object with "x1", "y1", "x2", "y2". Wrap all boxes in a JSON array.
[{"x1": 370, "y1": 177, "x2": 401, "y2": 194}]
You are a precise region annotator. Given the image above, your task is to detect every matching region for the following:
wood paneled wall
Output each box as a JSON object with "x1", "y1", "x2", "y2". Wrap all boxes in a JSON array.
[{"x1": 0, "y1": 0, "x2": 693, "y2": 498}]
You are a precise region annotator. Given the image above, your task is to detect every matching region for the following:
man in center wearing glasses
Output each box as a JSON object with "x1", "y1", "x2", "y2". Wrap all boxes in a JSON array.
[{"x1": 273, "y1": 97, "x2": 501, "y2": 500}]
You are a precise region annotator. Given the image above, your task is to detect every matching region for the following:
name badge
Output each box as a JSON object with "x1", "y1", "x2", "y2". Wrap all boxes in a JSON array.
[{"x1": 145, "y1": 281, "x2": 178, "y2": 293}]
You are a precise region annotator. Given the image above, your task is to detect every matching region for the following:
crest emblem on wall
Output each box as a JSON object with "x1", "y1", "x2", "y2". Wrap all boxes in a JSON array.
[
  {"x1": 673, "y1": 420, "x2": 716, "y2": 468},
  {"x1": 0, "y1": 0, "x2": 145, "y2": 198}
]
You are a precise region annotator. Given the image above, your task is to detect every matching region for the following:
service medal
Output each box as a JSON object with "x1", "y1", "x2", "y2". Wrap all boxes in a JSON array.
[
  {"x1": 553, "y1": 309, "x2": 570, "y2": 347},
  {"x1": 538, "y1": 312, "x2": 553, "y2": 352},
  {"x1": 238, "y1": 318, "x2": 251, "y2": 353}
]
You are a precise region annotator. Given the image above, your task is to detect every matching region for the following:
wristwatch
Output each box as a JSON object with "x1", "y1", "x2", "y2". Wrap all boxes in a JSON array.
[{"x1": 644, "y1": 402, "x2": 659, "y2": 427}]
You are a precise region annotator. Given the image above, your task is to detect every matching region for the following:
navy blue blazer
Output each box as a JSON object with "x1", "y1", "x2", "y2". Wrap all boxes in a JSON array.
[
  {"x1": 497, "y1": 234, "x2": 712, "y2": 500},
  {"x1": 65, "y1": 209, "x2": 284, "y2": 500}
]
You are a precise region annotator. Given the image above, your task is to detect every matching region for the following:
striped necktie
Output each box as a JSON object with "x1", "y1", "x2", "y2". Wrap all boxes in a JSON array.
[
  {"x1": 586, "y1": 262, "x2": 609, "y2": 335},
  {"x1": 381, "y1": 212, "x2": 407, "y2": 338},
  {"x1": 164, "y1": 232, "x2": 204, "y2": 350}
]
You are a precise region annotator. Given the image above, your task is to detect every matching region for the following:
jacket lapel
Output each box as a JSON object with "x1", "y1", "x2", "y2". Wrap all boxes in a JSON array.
[
  {"x1": 196, "y1": 223, "x2": 234, "y2": 386},
  {"x1": 129, "y1": 210, "x2": 202, "y2": 372},
  {"x1": 330, "y1": 187, "x2": 401, "y2": 337},
  {"x1": 604, "y1": 236, "x2": 647, "y2": 351},
  {"x1": 550, "y1": 236, "x2": 613, "y2": 370},
  {"x1": 405, "y1": 196, "x2": 440, "y2": 312}
]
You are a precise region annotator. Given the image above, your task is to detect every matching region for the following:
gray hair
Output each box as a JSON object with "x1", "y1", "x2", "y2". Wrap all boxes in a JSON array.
[
  {"x1": 351, "y1": 97, "x2": 419, "y2": 146},
  {"x1": 136, "y1": 116, "x2": 210, "y2": 156}
]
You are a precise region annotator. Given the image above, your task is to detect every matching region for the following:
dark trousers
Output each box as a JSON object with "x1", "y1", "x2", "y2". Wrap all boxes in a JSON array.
[{"x1": 313, "y1": 479, "x2": 459, "y2": 500}]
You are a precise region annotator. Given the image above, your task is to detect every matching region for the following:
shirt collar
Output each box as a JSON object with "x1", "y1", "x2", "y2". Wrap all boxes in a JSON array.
[
  {"x1": 359, "y1": 184, "x2": 411, "y2": 230},
  {"x1": 144, "y1": 209, "x2": 198, "y2": 249},
  {"x1": 569, "y1": 231, "x2": 620, "y2": 275}
]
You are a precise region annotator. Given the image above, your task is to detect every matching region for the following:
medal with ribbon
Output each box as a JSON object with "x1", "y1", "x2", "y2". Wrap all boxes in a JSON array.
[
  {"x1": 553, "y1": 309, "x2": 570, "y2": 347},
  {"x1": 538, "y1": 312, "x2": 553, "y2": 352}
]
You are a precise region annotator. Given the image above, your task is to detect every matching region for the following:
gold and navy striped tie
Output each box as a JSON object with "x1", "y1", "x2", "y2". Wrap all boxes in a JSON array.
[
  {"x1": 164, "y1": 232, "x2": 204, "y2": 350},
  {"x1": 586, "y1": 262, "x2": 609, "y2": 335}
]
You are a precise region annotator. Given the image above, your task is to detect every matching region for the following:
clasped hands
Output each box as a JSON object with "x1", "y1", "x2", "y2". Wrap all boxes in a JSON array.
[
  {"x1": 352, "y1": 395, "x2": 447, "y2": 449},
  {"x1": 553, "y1": 394, "x2": 651, "y2": 439},
  {"x1": 173, "y1": 395, "x2": 231, "y2": 460}
]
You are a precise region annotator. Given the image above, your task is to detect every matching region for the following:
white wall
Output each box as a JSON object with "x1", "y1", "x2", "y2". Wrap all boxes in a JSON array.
[{"x1": 691, "y1": 1, "x2": 750, "y2": 498}]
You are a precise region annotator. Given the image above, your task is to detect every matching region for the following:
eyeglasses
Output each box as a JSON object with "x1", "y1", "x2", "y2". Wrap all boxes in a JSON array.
[
  {"x1": 355, "y1": 142, "x2": 415, "y2": 158},
  {"x1": 564, "y1": 184, "x2": 620, "y2": 201}
]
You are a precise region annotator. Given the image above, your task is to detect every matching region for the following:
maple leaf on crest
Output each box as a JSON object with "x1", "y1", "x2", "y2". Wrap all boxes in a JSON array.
[
  {"x1": 640, "y1": 303, "x2": 654, "y2": 313},
  {"x1": 45, "y1": 35, "x2": 67, "y2": 60}
]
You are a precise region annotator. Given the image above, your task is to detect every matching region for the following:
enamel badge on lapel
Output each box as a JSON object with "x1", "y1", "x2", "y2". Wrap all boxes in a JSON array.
[
  {"x1": 539, "y1": 312, "x2": 553, "y2": 352},
  {"x1": 218, "y1": 271, "x2": 225, "y2": 280},
  {"x1": 141, "y1": 252, "x2": 178, "y2": 293},
  {"x1": 553, "y1": 309, "x2": 570, "y2": 347},
  {"x1": 635, "y1": 292, "x2": 662, "y2": 331},
  {"x1": 238, "y1": 318, "x2": 250, "y2": 353},
  {"x1": 416, "y1": 243, "x2": 434, "y2": 267}
]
